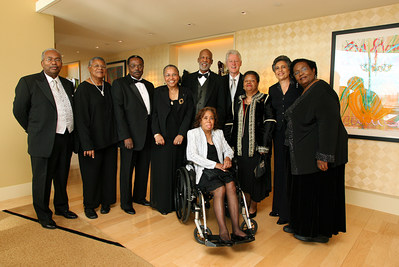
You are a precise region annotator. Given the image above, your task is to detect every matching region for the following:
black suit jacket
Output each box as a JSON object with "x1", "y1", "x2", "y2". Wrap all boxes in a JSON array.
[
  {"x1": 181, "y1": 70, "x2": 226, "y2": 126},
  {"x1": 151, "y1": 85, "x2": 194, "y2": 138},
  {"x1": 111, "y1": 75, "x2": 154, "y2": 151},
  {"x1": 13, "y1": 71, "x2": 75, "y2": 158},
  {"x1": 222, "y1": 73, "x2": 245, "y2": 124}
]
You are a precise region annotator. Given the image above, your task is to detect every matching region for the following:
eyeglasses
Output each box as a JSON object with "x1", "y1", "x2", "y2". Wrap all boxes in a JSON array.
[
  {"x1": 293, "y1": 67, "x2": 308, "y2": 76},
  {"x1": 91, "y1": 64, "x2": 106, "y2": 69},
  {"x1": 44, "y1": 57, "x2": 62, "y2": 63},
  {"x1": 129, "y1": 64, "x2": 144, "y2": 69}
]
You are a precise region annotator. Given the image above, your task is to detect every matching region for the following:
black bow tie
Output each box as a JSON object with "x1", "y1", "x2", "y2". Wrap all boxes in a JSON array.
[
  {"x1": 198, "y1": 73, "x2": 209, "y2": 79},
  {"x1": 132, "y1": 78, "x2": 143, "y2": 83}
]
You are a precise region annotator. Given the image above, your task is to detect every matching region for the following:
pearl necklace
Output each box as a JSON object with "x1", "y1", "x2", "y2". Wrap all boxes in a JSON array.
[{"x1": 89, "y1": 77, "x2": 104, "y2": 96}]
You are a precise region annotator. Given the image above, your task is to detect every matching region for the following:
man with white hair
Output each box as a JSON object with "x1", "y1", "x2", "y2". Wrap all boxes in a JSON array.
[{"x1": 222, "y1": 49, "x2": 245, "y2": 145}]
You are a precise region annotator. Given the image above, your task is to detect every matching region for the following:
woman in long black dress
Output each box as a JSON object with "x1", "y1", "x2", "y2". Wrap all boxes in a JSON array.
[
  {"x1": 232, "y1": 71, "x2": 275, "y2": 218},
  {"x1": 75, "y1": 57, "x2": 118, "y2": 219},
  {"x1": 284, "y1": 58, "x2": 348, "y2": 243},
  {"x1": 150, "y1": 65, "x2": 194, "y2": 215},
  {"x1": 269, "y1": 55, "x2": 302, "y2": 225}
]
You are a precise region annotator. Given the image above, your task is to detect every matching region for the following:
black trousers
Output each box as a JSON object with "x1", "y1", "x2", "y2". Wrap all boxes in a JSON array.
[
  {"x1": 31, "y1": 132, "x2": 73, "y2": 223},
  {"x1": 119, "y1": 135, "x2": 151, "y2": 210},
  {"x1": 78, "y1": 144, "x2": 117, "y2": 209},
  {"x1": 271, "y1": 127, "x2": 291, "y2": 221}
]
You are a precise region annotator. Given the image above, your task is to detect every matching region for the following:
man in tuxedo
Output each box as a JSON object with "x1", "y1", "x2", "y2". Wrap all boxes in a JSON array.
[
  {"x1": 111, "y1": 55, "x2": 154, "y2": 215},
  {"x1": 222, "y1": 50, "x2": 245, "y2": 145},
  {"x1": 181, "y1": 49, "x2": 226, "y2": 127},
  {"x1": 13, "y1": 48, "x2": 78, "y2": 229}
]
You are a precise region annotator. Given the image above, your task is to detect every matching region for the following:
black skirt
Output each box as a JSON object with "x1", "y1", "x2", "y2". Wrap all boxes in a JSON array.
[
  {"x1": 197, "y1": 168, "x2": 234, "y2": 193},
  {"x1": 290, "y1": 164, "x2": 346, "y2": 238}
]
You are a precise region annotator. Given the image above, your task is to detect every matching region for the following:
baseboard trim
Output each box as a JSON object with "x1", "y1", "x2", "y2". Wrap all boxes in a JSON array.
[
  {"x1": 346, "y1": 187, "x2": 399, "y2": 216},
  {"x1": 0, "y1": 182, "x2": 31, "y2": 201}
]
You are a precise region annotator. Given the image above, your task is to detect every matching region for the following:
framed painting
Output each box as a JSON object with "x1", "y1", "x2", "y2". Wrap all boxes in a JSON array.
[
  {"x1": 106, "y1": 60, "x2": 126, "y2": 84},
  {"x1": 330, "y1": 23, "x2": 399, "y2": 142}
]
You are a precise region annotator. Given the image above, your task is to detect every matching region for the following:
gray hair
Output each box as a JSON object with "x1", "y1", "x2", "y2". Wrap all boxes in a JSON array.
[
  {"x1": 41, "y1": 48, "x2": 62, "y2": 61},
  {"x1": 272, "y1": 55, "x2": 292, "y2": 72},
  {"x1": 225, "y1": 49, "x2": 242, "y2": 63},
  {"x1": 89, "y1": 56, "x2": 106, "y2": 67}
]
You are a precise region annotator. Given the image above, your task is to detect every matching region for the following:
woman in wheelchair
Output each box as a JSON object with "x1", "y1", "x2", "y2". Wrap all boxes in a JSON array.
[{"x1": 186, "y1": 107, "x2": 254, "y2": 245}]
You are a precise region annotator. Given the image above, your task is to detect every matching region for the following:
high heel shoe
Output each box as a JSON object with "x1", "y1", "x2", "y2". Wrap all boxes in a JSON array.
[
  {"x1": 218, "y1": 236, "x2": 233, "y2": 246},
  {"x1": 249, "y1": 211, "x2": 257, "y2": 219}
]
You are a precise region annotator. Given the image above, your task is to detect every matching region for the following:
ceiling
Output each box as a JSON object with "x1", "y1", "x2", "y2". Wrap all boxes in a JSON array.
[{"x1": 37, "y1": 0, "x2": 397, "y2": 58}]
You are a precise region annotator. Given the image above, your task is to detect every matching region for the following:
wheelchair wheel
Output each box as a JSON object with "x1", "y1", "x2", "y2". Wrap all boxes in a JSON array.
[
  {"x1": 194, "y1": 226, "x2": 212, "y2": 245},
  {"x1": 175, "y1": 167, "x2": 191, "y2": 223},
  {"x1": 240, "y1": 219, "x2": 258, "y2": 235}
]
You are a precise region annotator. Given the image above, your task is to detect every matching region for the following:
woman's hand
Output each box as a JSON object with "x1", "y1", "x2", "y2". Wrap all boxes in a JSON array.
[
  {"x1": 84, "y1": 150, "x2": 95, "y2": 158},
  {"x1": 222, "y1": 157, "x2": 232, "y2": 170},
  {"x1": 154, "y1": 134, "x2": 165, "y2": 146},
  {"x1": 173, "y1": 135, "x2": 184, "y2": 145},
  {"x1": 215, "y1": 163, "x2": 226, "y2": 172},
  {"x1": 317, "y1": 160, "x2": 328, "y2": 171}
]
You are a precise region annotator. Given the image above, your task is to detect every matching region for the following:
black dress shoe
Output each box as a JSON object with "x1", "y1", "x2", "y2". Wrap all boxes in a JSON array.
[
  {"x1": 283, "y1": 225, "x2": 294, "y2": 234},
  {"x1": 277, "y1": 218, "x2": 289, "y2": 225},
  {"x1": 55, "y1": 210, "x2": 78, "y2": 219},
  {"x1": 39, "y1": 220, "x2": 57, "y2": 229},
  {"x1": 269, "y1": 211, "x2": 279, "y2": 217},
  {"x1": 294, "y1": 234, "x2": 329, "y2": 243},
  {"x1": 122, "y1": 207, "x2": 136, "y2": 215},
  {"x1": 311, "y1": 235, "x2": 329, "y2": 243},
  {"x1": 100, "y1": 205, "x2": 110, "y2": 214},
  {"x1": 84, "y1": 208, "x2": 98, "y2": 219},
  {"x1": 160, "y1": 212, "x2": 168, "y2": 215},
  {"x1": 231, "y1": 233, "x2": 255, "y2": 244},
  {"x1": 134, "y1": 200, "x2": 150, "y2": 206},
  {"x1": 294, "y1": 234, "x2": 312, "y2": 242},
  {"x1": 249, "y1": 211, "x2": 257, "y2": 219}
]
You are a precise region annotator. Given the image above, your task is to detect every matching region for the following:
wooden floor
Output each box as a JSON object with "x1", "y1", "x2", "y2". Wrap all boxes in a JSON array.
[{"x1": 1, "y1": 158, "x2": 399, "y2": 267}]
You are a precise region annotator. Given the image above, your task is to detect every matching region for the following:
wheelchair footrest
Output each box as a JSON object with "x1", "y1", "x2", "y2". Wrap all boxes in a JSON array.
[{"x1": 204, "y1": 235, "x2": 231, "y2": 247}]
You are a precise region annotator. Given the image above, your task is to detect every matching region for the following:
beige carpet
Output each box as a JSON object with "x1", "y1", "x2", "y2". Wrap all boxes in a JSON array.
[{"x1": 0, "y1": 211, "x2": 152, "y2": 266}]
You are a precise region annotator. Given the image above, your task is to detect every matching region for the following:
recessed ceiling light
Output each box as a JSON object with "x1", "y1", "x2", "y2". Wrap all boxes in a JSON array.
[
  {"x1": 241, "y1": 11, "x2": 247, "y2": 15},
  {"x1": 76, "y1": 51, "x2": 80, "y2": 54},
  {"x1": 118, "y1": 40, "x2": 123, "y2": 43},
  {"x1": 95, "y1": 46, "x2": 99, "y2": 49},
  {"x1": 148, "y1": 33, "x2": 154, "y2": 36}
]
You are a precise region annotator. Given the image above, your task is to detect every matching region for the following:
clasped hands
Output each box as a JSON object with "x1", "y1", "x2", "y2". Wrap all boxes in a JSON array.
[{"x1": 215, "y1": 157, "x2": 232, "y2": 172}]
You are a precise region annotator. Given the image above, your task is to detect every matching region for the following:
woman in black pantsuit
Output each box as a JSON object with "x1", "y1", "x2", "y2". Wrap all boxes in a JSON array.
[
  {"x1": 150, "y1": 65, "x2": 194, "y2": 215},
  {"x1": 269, "y1": 55, "x2": 302, "y2": 225},
  {"x1": 75, "y1": 57, "x2": 118, "y2": 219}
]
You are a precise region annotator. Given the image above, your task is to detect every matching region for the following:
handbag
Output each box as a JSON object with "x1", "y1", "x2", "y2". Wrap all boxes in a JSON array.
[{"x1": 254, "y1": 155, "x2": 266, "y2": 178}]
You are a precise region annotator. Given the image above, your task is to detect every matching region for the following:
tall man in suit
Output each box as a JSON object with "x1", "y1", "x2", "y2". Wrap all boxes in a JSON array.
[
  {"x1": 222, "y1": 50, "x2": 245, "y2": 145},
  {"x1": 111, "y1": 55, "x2": 154, "y2": 215},
  {"x1": 13, "y1": 48, "x2": 78, "y2": 229},
  {"x1": 181, "y1": 49, "x2": 226, "y2": 127}
]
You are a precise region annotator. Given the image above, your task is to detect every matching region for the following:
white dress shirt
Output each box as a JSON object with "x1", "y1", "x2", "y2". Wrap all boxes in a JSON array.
[
  {"x1": 131, "y1": 75, "x2": 151, "y2": 114},
  {"x1": 186, "y1": 127, "x2": 234, "y2": 184},
  {"x1": 45, "y1": 73, "x2": 74, "y2": 134},
  {"x1": 197, "y1": 71, "x2": 210, "y2": 86}
]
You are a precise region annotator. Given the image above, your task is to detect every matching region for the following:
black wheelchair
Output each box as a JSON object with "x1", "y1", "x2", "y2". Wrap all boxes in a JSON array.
[{"x1": 174, "y1": 162, "x2": 258, "y2": 247}]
